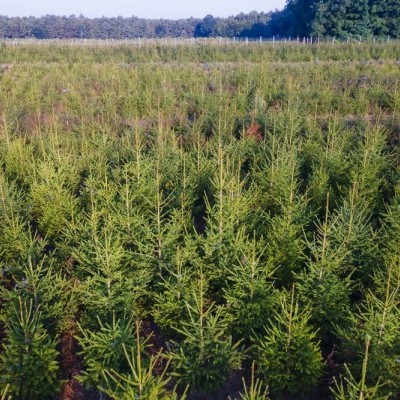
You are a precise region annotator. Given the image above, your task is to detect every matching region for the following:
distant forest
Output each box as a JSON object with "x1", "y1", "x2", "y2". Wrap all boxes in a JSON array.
[{"x1": 0, "y1": 0, "x2": 399, "y2": 39}]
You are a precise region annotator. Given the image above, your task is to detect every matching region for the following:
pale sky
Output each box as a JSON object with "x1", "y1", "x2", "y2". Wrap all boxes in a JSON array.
[{"x1": 1, "y1": 0, "x2": 287, "y2": 19}]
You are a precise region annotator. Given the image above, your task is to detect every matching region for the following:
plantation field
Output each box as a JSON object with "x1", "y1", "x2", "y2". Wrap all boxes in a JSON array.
[{"x1": 0, "y1": 41, "x2": 400, "y2": 399}]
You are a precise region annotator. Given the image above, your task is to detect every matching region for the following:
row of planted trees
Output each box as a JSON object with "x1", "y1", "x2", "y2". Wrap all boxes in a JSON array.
[{"x1": 0, "y1": 44, "x2": 400, "y2": 399}]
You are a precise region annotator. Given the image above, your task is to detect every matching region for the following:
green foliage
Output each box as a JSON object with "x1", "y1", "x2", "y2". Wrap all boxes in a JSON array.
[
  {"x1": 199, "y1": 140, "x2": 253, "y2": 295},
  {"x1": 284, "y1": 0, "x2": 399, "y2": 38},
  {"x1": 254, "y1": 120, "x2": 310, "y2": 286},
  {"x1": 152, "y1": 244, "x2": 200, "y2": 336},
  {"x1": 223, "y1": 236, "x2": 278, "y2": 340},
  {"x1": 0, "y1": 41, "x2": 399, "y2": 400},
  {"x1": 102, "y1": 345, "x2": 186, "y2": 400},
  {"x1": 67, "y1": 213, "x2": 151, "y2": 325},
  {"x1": 0, "y1": 173, "x2": 46, "y2": 269},
  {"x1": 0, "y1": 257, "x2": 75, "y2": 334},
  {"x1": 230, "y1": 363, "x2": 270, "y2": 400},
  {"x1": 331, "y1": 339, "x2": 390, "y2": 400},
  {"x1": 253, "y1": 289, "x2": 323, "y2": 395},
  {"x1": 296, "y1": 197, "x2": 352, "y2": 346},
  {"x1": 337, "y1": 257, "x2": 400, "y2": 397},
  {"x1": 325, "y1": 186, "x2": 379, "y2": 282},
  {"x1": 0, "y1": 299, "x2": 60, "y2": 400},
  {"x1": 29, "y1": 160, "x2": 77, "y2": 242},
  {"x1": 77, "y1": 316, "x2": 138, "y2": 391},
  {"x1": 170, "y1": 279, "x2": 242, "y2": 393}
]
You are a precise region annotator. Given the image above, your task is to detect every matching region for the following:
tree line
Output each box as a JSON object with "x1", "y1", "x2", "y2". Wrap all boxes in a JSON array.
[
  {"x1": 0, "y1": 12, "x2": 273, "y2": 40},
  {"x1": 0, "y1": 1, "x2": 399, "y2": 40}
]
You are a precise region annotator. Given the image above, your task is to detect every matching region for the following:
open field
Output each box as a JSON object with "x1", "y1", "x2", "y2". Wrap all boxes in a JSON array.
[{"x1": 0, "y1": 41, "x2": 400, "y2": 399}]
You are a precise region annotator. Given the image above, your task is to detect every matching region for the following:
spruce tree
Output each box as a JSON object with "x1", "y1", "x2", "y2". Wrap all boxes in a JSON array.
[
  {"x1": 199, "y1": 137, "x2": 252, "y2": 297},
  {"x1": 102, "y1": 342, "x2": 185, "y2": 400},
  {"x1": 336, "y1": 256, "x2": 400, "y2": 397},
  {"x1": 0, "y1": 299, "x2": 60, "y2": 399},
  {"x1": 169, "y1": 273, "x2": 242, "y2": 393},
  {"x1": 77, "y1": 316, "x2": 137, "y2": 392},
  {"x1": 331, "y1": 338, "x2": 390, "y2": 400},
  {"x1": 253, "y1": 287, "x2": 323, "y2": 395},
  {"x1": 223, "y1": 234, "x2": 279, "y2": 341},
  {"x1": 296, "y1": 195, "x2": 352, "y2": 349}
]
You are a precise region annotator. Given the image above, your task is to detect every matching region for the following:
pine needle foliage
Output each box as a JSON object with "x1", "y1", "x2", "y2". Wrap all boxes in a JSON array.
[
  {"x1": 0, "y1": 257, "x2": 75, "y2": 335},
  {"x1": 229, "y1": 362, "x2": 270, "y2": 400},
  {"x1": 0, "y1": 299, "x2": 60, "y2": 400},
  {"x1": 152, "y1": 244, "x2": 201, "y2": 336},
  {"x1": 223, "y1": 234, "x2": 279, "y2": 340},
  {"x1": 101, "y1": 324, "x2": 186, "y2": 400},
  {"x1": 336, "y1": 256, "x2": 400, "y2": 397},
  {"x1": 0, "y1": 172, "x2": 46, "y2": 270},
  {"x1": 170, "y1": 274, "x2": 242, "y2": 393},
  {"x1": 296, "y1": 195, "x2": 352, "y2": 347},
  {"x1": 0, "y1": 41, "x2": 399, "y2": 400},
  {"x1": 77, "y1": 316, "x2": 138, "y2": 392},
  {"x1": 253, "y1": 287, "x2": 323, "y2": 396},
  {"x1": 331, "y1": 338, "x2": 390, "y2": 400}
]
